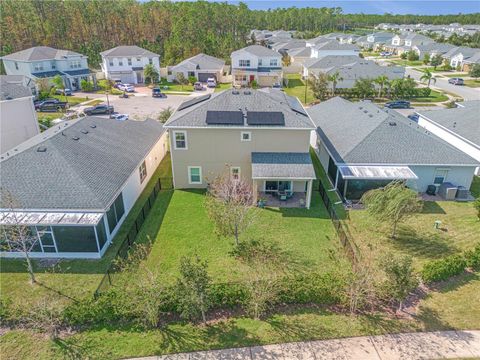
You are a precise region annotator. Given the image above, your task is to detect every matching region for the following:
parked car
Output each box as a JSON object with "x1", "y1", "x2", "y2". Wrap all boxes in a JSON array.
[
  {"x1": 380, "y1": 51, "x2": 392, "y2": 57},
  {"x1": 55, "y1": 88, "x2": 72, "y2": 96},
  {"x1": 110, "y1": 113, "x2": 129, "y2": 121},
  {"x1": 206, "y1": 78, "x2": 217, "y2": 88},
  {"x1": 384, "y1": 100, "x2": 410, "y2": 109},
  {"x1": 407, "y1": 113, "x2": 419, "y2": 122},
  {"x1": 35, "y1": 99, "x2": 69, "y2": 112},
  {"x1": 272, "y1": 83, "x2": 282, "y2": 89},
  {"x1": 448, "y1": 78, "x2": 464, "y2": 85},
  {"x1": 83, "y1": 104, "x2": 114, "y2": 115},
  {"x1": 117, "y1": 83, "x2": 135, "y2": 92},
  {"x1": 194, "y1": 82, "x2": 204, "y2": 91},
  {"x1": 113, "y1": 80, "x2": 122, "y2": 89},
  {"x1": 152, "y1": 87, "x2": 166, "y2": 98}
]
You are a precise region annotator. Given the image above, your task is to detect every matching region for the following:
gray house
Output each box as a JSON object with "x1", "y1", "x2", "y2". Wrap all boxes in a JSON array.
[
  {"x1": 308, "y1": 97, "x2": 478, "y2": 201},
  {"x1": 168, "y1": 53, "x2": 226, "y2": 83},
  {"x1": 1, "y1": 46, "x2": 93, "y2": 91},
  {"x1": 0, "y1": 117, "x2": 168, "y2": 258},
  {"x1": 164, "y1": 89, "x2": 316, "y2": 208}
]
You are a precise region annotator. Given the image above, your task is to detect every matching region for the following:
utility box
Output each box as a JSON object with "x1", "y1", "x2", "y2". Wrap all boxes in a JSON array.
[{"x1": 438, "y1": 182, "x2": 457, "y2": 200}]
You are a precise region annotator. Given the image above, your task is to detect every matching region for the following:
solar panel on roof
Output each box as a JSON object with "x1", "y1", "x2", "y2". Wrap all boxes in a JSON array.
[
  {"x1": 177, "y1": 94, "x2": 211, "y2": 111},
  {"x1": 247, "y1": 111, "x2": 285, "y2": 126},
  {"x1": 286, "y1": 96, "x2": 308, "y2": 116},
  {"x1": 206, "y1": 111, "x2": 244, "y2": 125}
]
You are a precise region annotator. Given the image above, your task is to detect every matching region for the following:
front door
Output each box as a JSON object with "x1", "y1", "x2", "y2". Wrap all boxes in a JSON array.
[
  {"x1": 249, "y1": 75, "x2": 255, "y2": 83},
  {"x1": 135, "y1": 71, "x2": 144, "y2": 84}
]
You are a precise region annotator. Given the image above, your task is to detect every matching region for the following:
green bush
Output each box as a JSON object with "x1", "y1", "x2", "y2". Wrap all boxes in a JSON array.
[
  {"x1": 414, "y1": 87, "x2": 431, "y2": 98},
  {"x1": 464, "y1": 244, "x2": 480, "y2": 270},
  {"x1": 421, "y1": 254, "x2": 467, "y2": 283},
  {"x1": 208, "y1": 282, "x2": 247, "y2": 308},
  {"x1": 80, "y1": 79, "x2": 94, "y2": 92}
]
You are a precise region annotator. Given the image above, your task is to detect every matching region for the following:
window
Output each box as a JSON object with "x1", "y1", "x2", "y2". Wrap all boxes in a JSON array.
[
  {"x1": 239, "y1": 59, "x2": 250, "y2": 67},
  {"x1": 270, "y1": 59, "x2": 278, "y2": 66},
  {"x1": 188, "y1": 71, "x2": 195, "y2": 77},
  {"x1": 106, "y1": 192, "x2": 125, "y2": 234},
  {"x1": 70, "y1": 60, "x2": 81, "y2": 69},
  {"x1": 231, "y1": 167, "x2": 241, "y2": 180},
  {"x1": 14, "y1": 62, "x2": 19, "y2": 70},
  {"x1": 235, "y1": 75, "x2": 247, "y2": 83},
  {"x1": 136, "y1": 57, "x2": 141, "y2": 62},
  {"x1": 174, "y1": 131, "x2": 187, "y2": 149},
  {"x1": 188, "y1": 166, "x2": 202, "y2": 184},
  {"x1": 258, "y1": 59, "x2": 262, "y2": 66},
  {"x1": 434, "y1": 169, "x2": 449, "y2": 185},
  {"x1": 34, "y1": 62, "x2": 44, "y2": 71},
  {"x1": 241, "y1": 131, "x2": 251, "y2": 142},
  {"x1": 149, "y1": 58, "x2": 153, "y2": 65},
  {"x1": 139, "y1": 160, "x2": 147, "y2": 183},
  {"x1": 109, "y1": 59, "x2": 114, "y2": 66},
  {"x1": 128, "y1": 58, "x2": 132, "y2": 66},
  {"x1": 119, "y1": 59, "x2": 123, "y2": 66},
  {"x1": 51, "y1": 61, "x2": 56, "y2": 69}
]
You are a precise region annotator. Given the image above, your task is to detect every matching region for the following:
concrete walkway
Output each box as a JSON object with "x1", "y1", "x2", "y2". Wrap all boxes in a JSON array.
[{"x1": 130, "y1": 330, "x2": 480, "y2": 360}]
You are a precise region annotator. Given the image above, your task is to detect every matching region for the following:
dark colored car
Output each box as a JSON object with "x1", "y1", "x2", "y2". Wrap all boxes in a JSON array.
[
  {"x1": 152, "y1": 87, "x2": 166, "y2": 98},
  {"x1": 35, "y1": 99, "x2": 69, "y2": 112},
  {"x1": 407, "y1": 113, "x2": 419, "y2": 122},
  {"x1": 83, "y1": 104, "x2": 114, "y2": 115},
  {"x1": 384, "y1": 100, "x2": 410, "y2": 109},
  {"x1": 55, "y1": 88, "x2": 72, "y2": 96},
  {"x1": 448, "y1": 78, "x2": 464, "y2": 85}
]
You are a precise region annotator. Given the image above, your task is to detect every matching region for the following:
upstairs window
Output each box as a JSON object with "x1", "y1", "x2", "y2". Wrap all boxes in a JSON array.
[
  {"x1": 70, "y1": 60, "x2": 81, "y2": 69},
  {"x1": 174, "y1": 131, "x2": 187, "y2": 149},
  {"x1": 149, "y1": 58, "x2": 153, "y2": 65},
  {"x1": 139, "y1": 160, "x2": 147, "y2": 184},
  {"x1": 136, "y1": 57, "x2": 141, "y2": 62},
  {"x1": 239, "y1": 59, "x2": 250, "y2": 67},
  {"x1": 14, "y1": 62, "x2": 19, "y2": 70},
  {"x1": 258, "y1": 59, "x2": 263, "y2": 66},
  {"x1": 270, "y1": 59, "x2": 278, "y2": 66},
  {"x1": 119, "y1": 59, "x2": 123, "y2": 66},
  {"x1": 128, "y1": 58, "x2": 132, "y2": 66},
  {"x1": 51, "y1": 61, "x2": 56, "y2": 69},
  {"x1": 34, "y1": 63, "x2": 44, "y2": 71},
  {"x1": 109, "y1": 59, "x2": 114, "y2": 66},
  {"x1": 241, "y1": 131, "x2": 251, "y2": 142}
]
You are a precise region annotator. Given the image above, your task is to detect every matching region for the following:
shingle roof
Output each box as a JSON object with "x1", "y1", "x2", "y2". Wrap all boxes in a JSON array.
[
  {"x1": 444, "y1": 46, "x2": 480, "y2": 59},
  {"x1": 171, "y1": 53, "x2": 225, "y2": 72},
  {"x1": 327, "y1": 61, "x2": 405, "y2": 80},
  {"x1": 287, "y1": 47, "x2": 312, "y2": 58},
  {"x1": 165, "y1": 89, "x2": 315, "y2": 129},
  {"x1": 2, "y1": 46, "x2": 83, "y2": 61},
  {"x1": 0, "y1": 82, "x2": 32, "y2": 100},
  {"x1": 100, "y1": 45, "x2": 159, "y2": 58},
  {"x1": 414, "y1": 42, "x2": 455, "y2": 55},
  {"x1": 232, "y1": 45, "x2": 281, "y2": 58},
  {"x1": 304, "y1": 55, "x2": 360, "y2": 71},
  {"x1": 417, "y1": 102, "x2": 480, "y2": 145},
  {"x1": 314, "y1": 41, "x2": 359, "y2": 51},
  {"x1": 251, "y1": 152, "x2": 315, "y2": 179},
  {"x1": 308, "y1": 97, "x2": 479, "y2": 166},
  {"x1": 0, "y1": 117, "x2": 165, "y2": 211}
]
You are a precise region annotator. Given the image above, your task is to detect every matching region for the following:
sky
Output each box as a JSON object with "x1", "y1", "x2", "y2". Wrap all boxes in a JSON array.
[{"x1": 186, "y1": 1, "x2": 480, "y2": 15}]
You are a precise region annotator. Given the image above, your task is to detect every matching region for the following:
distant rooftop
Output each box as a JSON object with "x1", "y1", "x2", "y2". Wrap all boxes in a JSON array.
[
  {"x1": 100, "y1": 45, "x2": 159, "y2": 58},
  {"x1": 0, "y1": 81, "x2": 32, "y2": 101},
  {"x1": 2, "y1": 46, "x2": 84, "y2": 62}
]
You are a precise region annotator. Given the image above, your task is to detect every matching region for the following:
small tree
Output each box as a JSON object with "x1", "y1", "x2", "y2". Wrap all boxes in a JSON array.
[
  {"x1": 474, "y1": 197, "x2": 480, "y2": 220},
  {"x1": 374, "y1": 74, "x2": 390, "y2": 98},
  {"x1": 469, "y1": 64, "x2": 480, "y2": 79},
  {"x1": 423, "y1": 53, "x2": 430, "y2": 65},
  {"x1": 80, "y1": 79, "x2": 94, "y2": 92},
  {"x1": 308, "y1": 73, "x2": 329, "y2": 101},
  {"x1": 361, "y1": 181, "x2": 423, "y2": 238},
  {"x1": 327, "y1": 71, "x2": 343, "y2": 96},
  {"x1": 188, "y1": 75, "x2": 197, "y2": 85},
  {"x1": 157, "y1": 106, "x2": 173, "y2": 123},
  {"x1": 282, "y1": 53, "x2": 291, "y2": 67},
  {"x1": 400, "y1": 52, "x2": 407, "y2": 60},
  {"x1": 353, "y1": 78, "x2": 374, "y2": 99},
  {"x1": 420, "y1": 69, "x2": 436, "y2": 88},
  {"x1": 382, "y1": 254, "x2": 418, "y2": 312},
  {"x1": 205, "y1": 167, "x2": 257, "y2": 246},
  {"x1": 98, "y1": 79, "x2": 114, "y2": 108},
  {"x1": 26, "y1": 297, "x2": 64, "y2": 340},
  {"x1": 430, "y1": 54, "x2": 443, "y2": 70},
  {"x1": 52, "y1": 74, "x2": 67, "y2": 104},
  {"x1": 175, "y1": 73, "x2": 189, "y2": 90},
  {"x1": 174, "y1": 255, "x2": 211, "y2": 323},
  {"x1": 407, "y1": 51, "x2": 419, "y2": 62},
  {"x1": 144, "y1": 64, "x2": 159, "y2": 85}
]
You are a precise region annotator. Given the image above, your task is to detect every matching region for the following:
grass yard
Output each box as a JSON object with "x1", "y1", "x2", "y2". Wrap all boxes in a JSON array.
[
  {"x1": 159, "y1": 80, "x2": 194, "y2": 92},
  {"x1": 0, "y1": 154, "x2": 174, "y2": 307},
  {"x1": 411, "y1": 89, "x2": 449, "y2": 103},
  {"x1": 464, "y1": 79, "x2": 480, "y2": 88},
  {"x1": 51, "y1": 94, "x2": 89, "y2": 106},
  {"x1": 389, "y1": 59, "x2": 424, "y2": 67},
  {"x1": 443, "y1": 73, "x2": 470, "y2": 78},
  {"x1": 283, "y1": 74, "x2": 315, "y2": 105},
  {"x1": 214, "y1": 83, "x2": 233, "y2": 92}
]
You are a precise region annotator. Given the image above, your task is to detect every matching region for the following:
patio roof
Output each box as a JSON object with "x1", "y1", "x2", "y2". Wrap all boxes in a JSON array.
[
  {"x1": 338, "y1": 165, "x2": 418, "y2": 180},
  {"x1": 0, "y1": 211, "x2": 103, "y2": 226},
  {"x1": 251, "y1": 152, "x2": 316, "y2": 179}
]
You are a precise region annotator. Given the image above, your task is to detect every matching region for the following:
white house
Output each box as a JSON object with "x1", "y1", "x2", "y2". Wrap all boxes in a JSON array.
[
  {"x1": 231, "y1": 45, "x2": 282, "y2": 87},
  {"x1": 417, "y1": 102, "x2": 480, "y2": 175},
  {"x1": 1, "y1": 46, "x2": 93, "y2": 91},
  {"x1": 443, "y1": 46, "x2": 480, "y2": 71},
  {"x1": 167, "y1": 53, "x2": 227, "y2": 83},
  {"x1": 100, "y1": 46, "x2": 160, "y2": 84},
  {"x1": 0, "y1": 81, "x2": 39, "y2": 154},
  {"x1": 0, "y1": 117, "x2": 168, "y2": 259},
  {"x1": 310, "y1": 41, "x2": 360, "y2": 59}
]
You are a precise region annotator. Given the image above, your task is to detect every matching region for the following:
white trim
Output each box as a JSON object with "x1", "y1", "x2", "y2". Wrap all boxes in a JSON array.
[
  {"x1": 241, "y1": 131, "x2": 252, "y2": 142},
  {"x1": 188, "y1": 166, "x2": 202, "y2": 185},
  {"x1": 165, "y1": 125, "x2": 316, "y2": 131},
  {"x1": 252, "y1": 176, "x2": 316, "y2": 180},
  {"x1": 433, "y1": 168, "x2": 449, "y2": 185},
  {"x1": 0, "y1": 251, "x2": 102, "y2": 259},
  {"x1": 173, "y1": 130, "x2": 188, "y2": 150}
]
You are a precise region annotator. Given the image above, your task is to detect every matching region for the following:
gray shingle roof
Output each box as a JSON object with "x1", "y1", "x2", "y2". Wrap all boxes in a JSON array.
[
  {"x1": 165, "y1": 89, "x2": 315, "y2": 129},
  {"x1": 2, "y1": 47, "x2": 83, "y2": 61},
  {"x1": 100, "y1": 46, "x2": 159, "y2": 58},
  {"x1": 314, "y1": 41, "x2": 359, "y2": 51},
  {"x1": 251, "y1": 152, "x2": 315, "y2": 179},
  {"x1": 0, "y1": 117, "x2": 165, "y2": 211},
  {"x1": 308, "y1": 97, "x2": 479, "y2": 166},
  {"x1": 304, "y1": 55, "x2": 360, "y2": 70},
  {"x1": 232, "y1": 45, "x2": 281, "y2": 58},
  {"x1": 0, "y1": 82, "x2": 32, "y2": 100},
  {"x1": 327, "y1": 61, "x2": 405, "y2": 80},
  {"x1": 417, "y1": 102, "x2": 480, "y2": 145},
  {"x1": 287, "y1": 47, "x2": 312, "y2": 58},
  {"x1": 171, "y1": 53, "x2": 225, "y2": 72}
]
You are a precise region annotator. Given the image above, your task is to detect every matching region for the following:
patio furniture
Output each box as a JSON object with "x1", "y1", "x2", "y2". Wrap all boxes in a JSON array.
[{"x1": 279, "y1": 194, "x2": 287, "y2": 201}]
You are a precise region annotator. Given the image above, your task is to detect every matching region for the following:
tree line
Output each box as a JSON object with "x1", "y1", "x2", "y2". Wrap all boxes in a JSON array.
[{"x1": 1, "y1": 0, "x2": 479, "y2": 69}]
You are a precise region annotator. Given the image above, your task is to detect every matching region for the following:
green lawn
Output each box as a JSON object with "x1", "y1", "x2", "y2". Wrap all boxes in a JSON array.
[
  {"x1": 389, "y1": 59, "x2": 424, "y2": 66},
  {"x1": 159, "y1": 80, "x2": 194, "y2": 92},
  {"x1": 464, "y1": 79, "x2": 480, "y2": 88},
  {"x1": 0, "y1": 155, "x2": 173, "y2": 307},
  {"x1": 214, "y1": 83, "x2": 233, "y2": 92},
  {"x1": 411, "y1": 89, "x2": 449, "y2": 103},
  {"x1": 283, "y1": 74, "x2": 315, "y2": 105},
  {"x1": 51, "y1": 94, "x2": 89, "y2": 106},
  {"x1": 443, "y1": 73, "x2": 470, "y2": 78}
]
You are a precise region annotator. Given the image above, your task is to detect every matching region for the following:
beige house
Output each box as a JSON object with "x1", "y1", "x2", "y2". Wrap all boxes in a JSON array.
[{"x1": 164, "y1": 89, "x2": 316, "y2": 208}]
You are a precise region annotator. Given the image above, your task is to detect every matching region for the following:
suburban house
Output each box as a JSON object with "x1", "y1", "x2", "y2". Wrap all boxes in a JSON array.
[
  {"x1": 286, "y1": 47, "x2": 313, "y2": 72},
  {"x1": 387, "y1": 33, "x2": 434, "y2": 54},
  {"x1": 417, "y1": 101, "x2": 480, "y2": 175},
  {"x1": 164, "y1": 89, "x2": 316, "y2": 208},
  {"x1": 0, "y1": 74, "x2": 37, "y2": 95},
  {"x1": 100, "y1": 45, "x2": 160, "y2": 84},
  {"x1": 302, "y1": 55, "x2": 360, "y2": 78},
  {"x1": 310, "y1": 41, "x2": 360, "y2": 58},
  {"x1": 412, "y1": 42, "x2": 456, "y2": 58},
  {"x1": 442, "y1": 46, "x2": 480, "y2": 71},
  {"x1": 357, "y1": 32, "x2": 395, "y2": 50},
  {"x1": 231, "y1": 45, "x2": 283, "y2": 87},
  {"x1": 0, "y1": 81, "x2": 39, "y2": 154},
  {"x1": 1, "y1": 46, "x2": 93, "y2": 91},
  {"x1": 167, "y1": 53, "x2": 227, "y2": 83},
  {"x1": 270, "y1": 39, "x2": 306, "y2": 54},
  {"x1": 308, "y1": 97, "x2": 478, "y2": 201},
  {"x1": 0, "y1": 117, "x2": 168, "y2": 258}
]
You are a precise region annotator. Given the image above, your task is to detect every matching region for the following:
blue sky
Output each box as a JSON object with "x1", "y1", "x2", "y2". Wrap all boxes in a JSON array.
[{"x1": 188, "y1": 1, "x2": 480, "y2": 15}]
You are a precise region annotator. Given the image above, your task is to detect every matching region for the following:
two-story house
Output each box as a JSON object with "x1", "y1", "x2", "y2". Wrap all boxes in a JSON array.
[
  {"x1": 363, "y1": 32, "x2": 395, "y2": 50},
  {"x1": 1, "y1": 46, "x2": 93, "y2": 91},
  {"x1": 443, "y1": 46, "x2": 480, "y2": 71},
  {"x1": 231, "y1": 45, "x2": 283, "y2": 87},
  {"x1": 310, "y1": 41, "x2": 360, "y2": 59},
  {"x1": 387, "y1": 33, "x2": 434, "y2": 54},
  {"x1": 164, "y1": 89, "x2": 317, "y2": 208},
  {"x1": 100, "y1": 46, "x2": 160, "y2": 84}
]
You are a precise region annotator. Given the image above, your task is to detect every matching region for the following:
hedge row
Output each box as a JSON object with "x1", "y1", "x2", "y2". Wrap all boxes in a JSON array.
[{"x1": 421, "y1": 244, "x2": 480, "y2": 283}]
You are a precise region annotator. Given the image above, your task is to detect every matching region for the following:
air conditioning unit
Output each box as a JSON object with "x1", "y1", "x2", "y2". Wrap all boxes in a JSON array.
[
  {"x1": 438, "y1": 182, "x2": 457, "y2": 200},
  {"x1": 455, "y1": 186, "x2": 470, "y2": 200}
]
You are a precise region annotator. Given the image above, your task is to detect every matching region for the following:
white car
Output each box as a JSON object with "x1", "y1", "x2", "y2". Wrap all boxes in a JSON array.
[
  {"x1": 110, "y1": 113, "x2": 129, "y2": 121},
  {"x1": 117, "y1": 83, "x2": 135, "y2": 92},
  {"x1": 206, "y1": 78, "x2": 217, "y2": 88}
]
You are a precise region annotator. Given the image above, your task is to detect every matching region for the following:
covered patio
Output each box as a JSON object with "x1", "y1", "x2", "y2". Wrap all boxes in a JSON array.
[{"x1": 251, "y1": 152, "x2": 316, "y2": 208}]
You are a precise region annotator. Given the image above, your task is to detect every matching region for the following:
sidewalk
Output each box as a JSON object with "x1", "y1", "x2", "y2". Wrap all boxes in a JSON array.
[{"x1": 130, "y1": 330, "x2": 480, "y2": 360}]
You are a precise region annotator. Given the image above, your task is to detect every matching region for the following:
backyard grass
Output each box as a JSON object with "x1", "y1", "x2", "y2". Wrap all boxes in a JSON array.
[
  {"x1": 51, "y1": 94, "x2": 89, "y2": 106},
  {"x1": 283, "y1": 74, "x2": 315, "y2": 105},
  {"x1": 214, "y1": 83, "x2": 233, "y2": 92},
  {"x1": 470, "y1": 176, "x2": 480, "y2": 198},
  {"x1": 411, "y1": 89, "x2": 449, "y2": 103},
  {"x1": 464, "y1": 79, "x2": 480, "y2": 88},
  {"x1": 389, "y1": 59, "x2": 424, "y2": 67},
  {"x1": 0, "y1": 154, "x2": 173, "y2": 307}
]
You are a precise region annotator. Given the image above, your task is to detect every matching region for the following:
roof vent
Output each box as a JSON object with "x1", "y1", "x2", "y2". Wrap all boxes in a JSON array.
[
  {"x1": 5, "y1": 96, "x2": 13, "y2": 100},
  {"x1": 359, "y1": 106, "x2": 363, "y2": 109},
  {"x1": 37, "y1": 146, "x2": 47, "y2": 152},
  {"x1": 232, "y1": 89, "x2": 240, "y2": 95},
  {"x1": 389, "y1": 121, "x2": 397, "y2": 126},
  {"x1": 453, "y1": 121, "x2": 457, "y2": 128},
  {"x1": 363, "y1": 110, "x2": 368, "y2": 113},
  {"x1": 244, "y1": 90, "x2": 252, "y2": 95},
  {"x1": 61, "y1": 131, "x2": 66, "y2": 136},
  {"x1": 368, "y1": 114, "x2": 373, "y2": 118},
  {"x1": 80, "y1": 129, "x2": 89, "y2": 134},
  {"x1": 90, "y1": 124, "x2": 96, "y2": 128},
  {"x1": 72, "y1": 136, "x2": 80, "y2": 140}
]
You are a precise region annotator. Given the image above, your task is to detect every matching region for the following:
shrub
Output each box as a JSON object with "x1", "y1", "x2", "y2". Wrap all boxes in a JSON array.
[
  {"x1": 80, "y1": 79, "x2": 94, "y2": 92},
  {"x1": 464, "y1": 244, "x2": 480, "y2": 270},
  {"x1": 407, "y1": 51, "x2": 419, "y2": 61},
  {"x1": 188, "y1": 76, "x2": 197, "y2": 85},
  {"x1": 414, "y1": 87, "x2": 431, "y2": 97},
  {"x1": 421, "y1": 254, "x2": 467, "y2": 283}
]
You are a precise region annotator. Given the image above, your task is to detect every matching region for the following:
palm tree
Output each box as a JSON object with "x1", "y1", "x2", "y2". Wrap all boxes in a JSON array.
[
  {"x1": 420, "y1": 69, "x2": 437, "y2": 88},
  {"x1": 327, "y1": 71, "x2": 343, "y2": 96},
  {"x1": 52, "y1": 74, "x2": 67, "y2": 105},
  {"x1": 374, "y1": 75, "x2": 390, "y2": 99},
  {"x1": 144, "y1": 64, "x2": 159, "y2": 85}
]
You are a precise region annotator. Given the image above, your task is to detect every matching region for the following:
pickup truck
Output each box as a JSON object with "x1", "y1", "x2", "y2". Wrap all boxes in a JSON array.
[
  {"x1": 35, "y1": 99, "x2": 69, "y2": 112},
  {"x1": 83, "y1": 104, "x2": 114, "y2": 116}
]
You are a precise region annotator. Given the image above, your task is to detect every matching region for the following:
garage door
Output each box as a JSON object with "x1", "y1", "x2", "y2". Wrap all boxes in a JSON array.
[
  {"x1": 258, "y1": 76, "x2": 275, "y2": 87},
  {"x1": 198, "y1": 73, "x2": 216, "y2": 82},
  {"x1": 111, "y1": 73, "x2": 135, "y2": 84}
]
